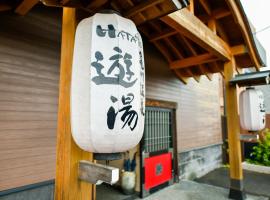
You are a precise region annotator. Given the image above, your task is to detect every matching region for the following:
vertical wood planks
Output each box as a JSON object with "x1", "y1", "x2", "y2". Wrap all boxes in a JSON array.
[{"x1": 54, "y1": 8, "x2": 93, "y2": 200}]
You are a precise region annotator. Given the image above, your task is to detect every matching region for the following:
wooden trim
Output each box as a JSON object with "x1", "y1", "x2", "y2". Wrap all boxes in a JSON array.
[
  {"x1": 170, "y1": 53, "x2": 219, "y2": 69},
  {"x1": 146, "y1": 99, "x2": 178, "y2": 109},
  {"x1": 224, "y1": 56, "x2": 243, "y2": 180},
  {"x1": 54, "y1": 8, "x2": 93, "y2": 200},
  {"x1": 15, "y1": 0, "x2": 39, "y2": 15},
  {"x1": 172, "y1": 109, "x2": 179, "y2": 182},
  {"x1": 162, "y1": 8, "x2": 232, "y2": 61}
]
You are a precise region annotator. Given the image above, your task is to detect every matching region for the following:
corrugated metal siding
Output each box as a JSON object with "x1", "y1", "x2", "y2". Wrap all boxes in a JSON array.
[
  {"x1": 0, "y1": 7, "x2": 61, "y2": 191},
  {"x1": 144, "y1": 41, "x2": 222, "y2": 152}
]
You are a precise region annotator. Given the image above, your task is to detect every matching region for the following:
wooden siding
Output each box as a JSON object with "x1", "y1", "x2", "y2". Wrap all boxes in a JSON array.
[
  {"x1": 0, "y1": 7, "x2": 61, "y2": 191},
  {"x1": 0, "y1": 6, "x2": 222, "y2": 191},
  {"x1": 144, "y1": 41, "x2": 222, "y2": 152}
]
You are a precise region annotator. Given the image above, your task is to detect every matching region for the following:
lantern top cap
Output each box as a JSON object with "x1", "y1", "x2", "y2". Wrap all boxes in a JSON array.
[{"x1": 230, "y1": 70, "x2": 270, "y2": 87}]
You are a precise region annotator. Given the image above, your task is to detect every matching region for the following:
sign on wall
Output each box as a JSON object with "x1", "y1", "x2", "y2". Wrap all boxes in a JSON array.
[
  {"x1": 71, "y1": 12, "x2": 145, "y2": 153},
  {"x1": 239, "y1": 88, "x2": 265, "y2": 131}
]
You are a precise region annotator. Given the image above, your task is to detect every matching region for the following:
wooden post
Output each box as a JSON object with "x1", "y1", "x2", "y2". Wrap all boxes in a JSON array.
[
  {"x1": 224, "y1": 57, "x2": 246, "y2": 200},
  {"x1": 55, "y1": 8, "x2": 93, "y2": 200}
]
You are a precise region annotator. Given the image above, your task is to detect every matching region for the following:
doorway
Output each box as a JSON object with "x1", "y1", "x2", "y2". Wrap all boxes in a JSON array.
[{"x1": 140, "y1": 100, "x2": 178, "y2": 198}]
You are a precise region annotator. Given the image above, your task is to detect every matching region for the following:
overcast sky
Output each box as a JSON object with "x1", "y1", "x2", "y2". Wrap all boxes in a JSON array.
[{"x1": 241, "y1": 0, "x2": 270, "y2": 70}]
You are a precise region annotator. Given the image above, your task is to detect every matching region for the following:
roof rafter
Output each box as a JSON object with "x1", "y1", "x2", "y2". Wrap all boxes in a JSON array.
[
  {"x1": 198, "y1": 0, "x2": 211, "y2": 15},
  {"x1": 149, "y1": 30, "x2": 178, "y2": 42},
  {"x1": 124, "y1": 0, "x2": 164, "y2": 18},
  {"x1": 15, "y1": 0, "x2": 39, "y2": 15},
  {"x1": 231, "y1": 44, "x2": 248, "y2": 56},
  {"x1": 170, "y1": 53, "x2": 219, "y2": 70},
  {"x1": 180, "y1": 35, "x2": 213, "y2": 80}
]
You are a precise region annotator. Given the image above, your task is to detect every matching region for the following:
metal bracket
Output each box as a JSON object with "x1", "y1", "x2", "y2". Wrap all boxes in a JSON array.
[{"x1": 78, "y1": 160, "x2": 119, "y2": 185}]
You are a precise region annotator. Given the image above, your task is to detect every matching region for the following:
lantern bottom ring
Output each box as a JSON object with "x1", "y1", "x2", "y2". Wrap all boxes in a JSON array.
[{"x1": 94, "y1": 153, "x2": 123, "y2": 161}]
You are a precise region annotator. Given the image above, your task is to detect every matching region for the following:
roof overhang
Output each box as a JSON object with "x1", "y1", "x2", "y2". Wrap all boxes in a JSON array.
[{"x1": 0, "y1": 0, "x2": 267, "y2": 84}]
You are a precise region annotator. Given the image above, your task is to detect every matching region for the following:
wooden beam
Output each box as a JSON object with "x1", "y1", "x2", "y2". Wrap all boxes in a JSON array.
[
  {"x1": 185, "y1": 68, "x2": 200, "y2": 82},
  {"x1": 153, "y1": 41, "x2": 172, "y2": 62},
  {"x1": 199, "y1": 65, "x2": 213, "y2": 81},
  {"x1": 180, "y1": 35, "x2": 212, "y2": 80},
  {"x1": 170, "y1": 53, "x2": 219, "y2": 69},
  {"x1": 224, "y1": 56, "x2": 245, "y2": 198},
  {"x1": 123, "y1": 0, "x2": 164, "y2": 18},
  {"x1": 198, "y1": 0, "x2": 211, "y2": 15},
  {"x1": 162, "y1": 8, "x2": 231, "y2": 61},
  {"x1": 54, "y1": 8, "x2": 93, "y2": 200},
  {"x1": 78, "y1": 161, "x2": 119, "y2": 185},
  {"x1": 150, "y1": 30, "x2": 178, "y2": 42},
  {"x1": 198, "y1": 8, "x2": 231, "y2": 23},
  {"x1": 208, "y1": 18, "x2": 216, "y2": 34},
  {"x1": 212, "y1": 8, "x2": 231, "y2": 19},
  {"x1": 164, "y1": 38, "x2": 183, "y2": 59},
  {"x1": 212, "y1": 62, "x2": 225, "y2": 78},
  {"x1": 216, "y1": 20, "x2": 229, "y2": 43},
  {"x1": 226, "y1": 0, "x2": 261, "y2": 70},
  {"x1": 174, "y1": 70, "x2": 189, "y2": 84},
  {"x1": 188, "y1": 0, "x2": 194, "y2": 13},
  {"x1": 15, "y1": 0, "x2": 39, "y2": 15},
  {"x1": 231, "y1": 45, "x2": 248, "y2": 56}
]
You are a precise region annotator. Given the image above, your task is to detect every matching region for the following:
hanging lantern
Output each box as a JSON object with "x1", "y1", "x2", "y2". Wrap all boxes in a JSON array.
[
  {"x1": 70, "y1": 11, "x2": 145, "y2": 153},
  {"x1": 239, "y1": 87, "x2": 265, "y2": 131}
]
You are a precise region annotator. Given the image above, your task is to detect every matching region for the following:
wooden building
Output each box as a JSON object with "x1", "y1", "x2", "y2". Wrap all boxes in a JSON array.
[{"x1": 0, "y1": 0, "x2": 266, "y2": 200}]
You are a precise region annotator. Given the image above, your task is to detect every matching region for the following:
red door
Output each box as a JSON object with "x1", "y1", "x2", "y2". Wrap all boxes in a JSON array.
[{"x1": 144, "y1": 152, "x2": 172, "y2": 190}]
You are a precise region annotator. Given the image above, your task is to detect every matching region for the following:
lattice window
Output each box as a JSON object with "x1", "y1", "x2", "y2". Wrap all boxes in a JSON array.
[{"x1": 143, "y1": 107, "x2": 173, "y2": 153}]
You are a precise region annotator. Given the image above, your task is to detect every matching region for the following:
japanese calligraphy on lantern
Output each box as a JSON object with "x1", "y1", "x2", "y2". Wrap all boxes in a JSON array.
[{"x1": 71, "y1": 13, "x2": 145, "y2": 153}]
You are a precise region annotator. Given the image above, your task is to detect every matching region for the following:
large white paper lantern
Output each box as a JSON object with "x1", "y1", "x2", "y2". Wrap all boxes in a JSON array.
[
  {"x1": 239, "y1": 88, "x2": 265, "y2": 131},
  {"x1": 71, "y1": 12, "x2": 145, "y2": 153}
]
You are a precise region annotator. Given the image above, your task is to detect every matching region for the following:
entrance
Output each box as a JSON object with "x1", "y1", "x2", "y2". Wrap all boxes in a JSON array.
[{"x1": 140, "y1": 101, "x2": 178, "y2": 198}]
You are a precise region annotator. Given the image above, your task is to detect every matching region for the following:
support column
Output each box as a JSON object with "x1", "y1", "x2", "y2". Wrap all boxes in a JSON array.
[
  {"x1": 224, "y1": 57, "x2": 246, "y2": 200},
  {"x1": 55, "y1": 8, "x2": 93, "y2": 200}
]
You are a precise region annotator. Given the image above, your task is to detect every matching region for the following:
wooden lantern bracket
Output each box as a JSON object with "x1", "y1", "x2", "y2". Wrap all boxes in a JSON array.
[{"x1": 78, "y1": 160, "x2": 119, "y2": 185}]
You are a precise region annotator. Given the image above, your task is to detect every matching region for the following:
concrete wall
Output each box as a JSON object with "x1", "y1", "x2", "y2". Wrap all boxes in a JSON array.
[
  {"x1": 178, "y1": 144, "x2": 223, "y2": 180},
  {"x1": 0, "y1": 182, "x2": 54, "y2": 200}
]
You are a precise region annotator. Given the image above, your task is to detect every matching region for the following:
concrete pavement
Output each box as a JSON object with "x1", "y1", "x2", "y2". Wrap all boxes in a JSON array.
[
  {"x1": 196, "y1": 167, "x2": 270, "y2": 198},
  {"x1": 138, "y1": 181, "x2": 268, "y2": 200}
]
